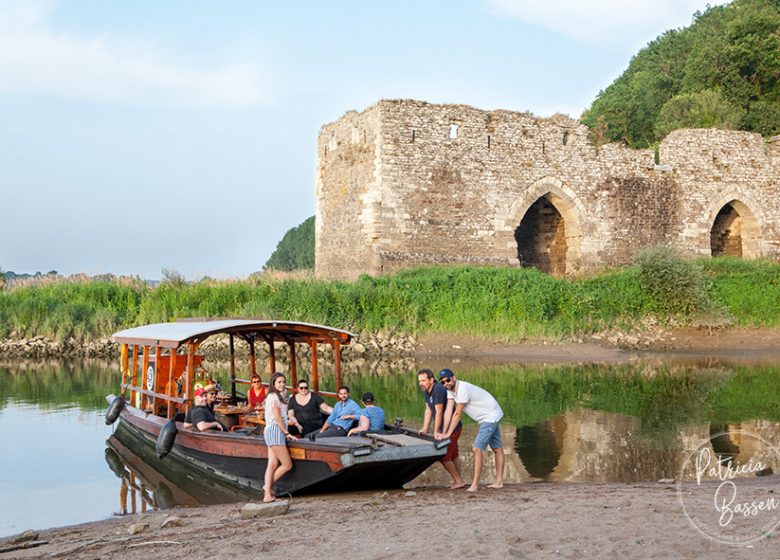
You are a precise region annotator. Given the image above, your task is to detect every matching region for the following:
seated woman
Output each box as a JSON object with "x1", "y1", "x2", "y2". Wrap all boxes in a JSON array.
[
  {"x1": 247, "y1": 374, "x2": 267, "y2": 411},
  {"x1": 348, "y1": 392, "x2": 385, "y2": 436},
  {"x1": 287, "y1": 379, "x2": 333, "y2": 436}
]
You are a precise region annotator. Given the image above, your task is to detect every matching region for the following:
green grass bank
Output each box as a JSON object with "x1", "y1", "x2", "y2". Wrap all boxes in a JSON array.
[{"x1": 1, "y1": 253, "x2": 780, "y2": 342}]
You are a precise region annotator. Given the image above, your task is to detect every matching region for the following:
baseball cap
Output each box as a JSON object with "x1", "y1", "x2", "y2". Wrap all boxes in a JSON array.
[{"x1": 438, "y1": 368, "x2": 455, "y2": 379}]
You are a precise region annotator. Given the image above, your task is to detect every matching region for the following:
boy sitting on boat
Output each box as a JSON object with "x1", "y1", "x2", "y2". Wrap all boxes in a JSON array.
[{"x1": 348, "y1": 392, "x2": 385, "y2": 436}]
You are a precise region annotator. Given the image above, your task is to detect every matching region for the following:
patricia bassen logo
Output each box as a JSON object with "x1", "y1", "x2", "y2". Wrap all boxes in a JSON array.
[{"x1": 678, "y1": 430, "x2": 780, "y2": 545}]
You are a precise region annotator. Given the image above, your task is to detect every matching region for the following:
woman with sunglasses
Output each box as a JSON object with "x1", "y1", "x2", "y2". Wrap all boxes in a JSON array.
[
  {"x1": 287, "y1": 379, "x2": 333, "y2": 436},
  {"x1": 247, "y1": 374, "x2": 267, "y2": 411}
]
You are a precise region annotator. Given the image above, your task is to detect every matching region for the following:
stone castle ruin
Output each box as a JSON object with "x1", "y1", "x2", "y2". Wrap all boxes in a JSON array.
[{"x1": 315, "y1": 99, "x2": 780, "y2": 280}]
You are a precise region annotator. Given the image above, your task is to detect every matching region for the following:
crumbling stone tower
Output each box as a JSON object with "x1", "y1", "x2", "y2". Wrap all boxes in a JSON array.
[{"x1": 316, "y1": 99, "x2": 780, "y2": 280}]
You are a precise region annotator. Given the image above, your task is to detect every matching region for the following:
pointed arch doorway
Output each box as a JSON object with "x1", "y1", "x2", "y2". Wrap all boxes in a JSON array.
[
  {"x1": 515, "y1": 193, "x2": 577, "y2": 275},
  {"x1": 710, "y1": 200, "x2": 761, "y2": 258}
]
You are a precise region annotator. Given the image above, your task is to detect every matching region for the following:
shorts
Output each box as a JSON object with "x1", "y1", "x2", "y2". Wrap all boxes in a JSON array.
[
  {"x1": 473, "y1": 421, "x2": 503, "y2": 451},
  {"x1": 441, "y1": 424, "x2": 461, "y2": 462},
  {"x1": 264, "y1": 422, "x2": 287, "y2": 447}
]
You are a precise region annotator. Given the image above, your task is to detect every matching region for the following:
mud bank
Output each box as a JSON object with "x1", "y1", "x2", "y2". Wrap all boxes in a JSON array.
[{"x1": 4, "y1": 479, "x2": 778, "y2": 560}]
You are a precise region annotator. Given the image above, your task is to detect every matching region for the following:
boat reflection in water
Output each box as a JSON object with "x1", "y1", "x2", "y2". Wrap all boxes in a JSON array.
[{"x1": 105, "y1": 435, "x2": 252, "y2": 514}]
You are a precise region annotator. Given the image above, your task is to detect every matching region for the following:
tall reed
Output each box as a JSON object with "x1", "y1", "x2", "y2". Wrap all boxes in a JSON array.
[{"x1": 1, "y1": 258, "x2": 779, "y2": 341}]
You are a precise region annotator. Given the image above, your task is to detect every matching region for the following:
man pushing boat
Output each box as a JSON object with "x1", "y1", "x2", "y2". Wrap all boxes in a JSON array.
[
  {"x1": 435, "y1": 368, "x2": 505, "y2": 492},
  {"x1": 417, "y1": 368, "x2": 466, "y2": 489}
]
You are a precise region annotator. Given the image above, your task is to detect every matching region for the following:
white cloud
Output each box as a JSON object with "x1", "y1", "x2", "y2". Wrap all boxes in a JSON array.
[
  {"x1": 484, "y1": 0, "x2": 727, "y2": 45},
  {"x1": 0, "y1": 0, "x2": 268, "y2": 107}
]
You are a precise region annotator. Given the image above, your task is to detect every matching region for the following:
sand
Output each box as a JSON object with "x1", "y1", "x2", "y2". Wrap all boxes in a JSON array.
[{"x1": 4, "y1": 479, "x2": 779, "y2": 559}]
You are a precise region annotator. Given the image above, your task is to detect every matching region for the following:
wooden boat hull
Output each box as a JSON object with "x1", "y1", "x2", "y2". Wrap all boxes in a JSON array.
[{"x1": 111, "y1": 396, "x2": 446, "y2": 496}]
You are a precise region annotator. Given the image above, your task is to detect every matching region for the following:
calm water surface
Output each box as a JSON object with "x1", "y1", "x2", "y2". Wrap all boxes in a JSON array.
[{"x1": 2, "y1": 357, "x2": 779, "y2": 537}]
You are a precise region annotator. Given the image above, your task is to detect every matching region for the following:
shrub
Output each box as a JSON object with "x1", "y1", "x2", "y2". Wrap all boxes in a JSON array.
[{"x1": 634, "y1": 246, "x2": 710, "y2": 314}]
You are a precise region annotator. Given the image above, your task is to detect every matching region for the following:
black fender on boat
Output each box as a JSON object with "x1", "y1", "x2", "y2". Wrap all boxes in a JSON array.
[
  {"x1": 104, "y1": 447, "x2": 126, "y2": 478},
  {"x1": 155, "y1": 481, "x2": 176, "y2": 509},
  {"x1": 105, "y1": 396, "x2": 125, "y2": 425},
  {"x1": 156, "y1": 419, "x2": 178, "y2": 460}
]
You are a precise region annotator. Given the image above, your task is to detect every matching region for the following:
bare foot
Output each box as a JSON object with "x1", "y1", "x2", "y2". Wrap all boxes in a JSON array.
[
  {"x1": 263, "y1": 496, "x2": 278, "y2": 503},
  {"x1": 487, "y1": 483, "x2": 504, "y2": 489},
  {"x1": 448, "y1": 483, "x2": 466, "y2": 490},
  {"x1": 466, "y1": 485, "x2": 479, "y2": 492}
]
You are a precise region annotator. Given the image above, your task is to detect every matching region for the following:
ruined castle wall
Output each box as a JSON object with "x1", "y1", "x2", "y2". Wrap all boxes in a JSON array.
[
  {"x1": 368, "y1": 100, "x2": 684, "y2": 277},
  {"x1": 315, "y1": 106, "x2": 382, "y2": 280},
  {"x1": 659, "y1": 129, "x2": 780, "y2": 258},
  {"x1": 316, "y1": 100, "x2": 780, "y2": 280}
]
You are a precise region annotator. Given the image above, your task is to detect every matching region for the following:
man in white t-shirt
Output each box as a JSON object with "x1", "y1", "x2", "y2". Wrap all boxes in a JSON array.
[{"x1": 435, "y1": 368, "x2": 504, "y2": 492}]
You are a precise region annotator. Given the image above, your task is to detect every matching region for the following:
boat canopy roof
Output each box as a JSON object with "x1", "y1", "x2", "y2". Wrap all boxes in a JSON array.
[{"x1": 111, "y1": 319, "x2": 355, "y2": 349}]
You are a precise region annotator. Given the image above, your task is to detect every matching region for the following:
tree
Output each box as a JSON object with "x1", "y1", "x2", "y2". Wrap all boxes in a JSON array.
[
  {"x1": 582, "y1": 0, "x2": 780, "y2": 147},
  {"x1": 264, "y1": 216, "x2": 315, "y2": 271},
  {"x1": 654, "y1": 89, "x2": 744, "y2": 138}
]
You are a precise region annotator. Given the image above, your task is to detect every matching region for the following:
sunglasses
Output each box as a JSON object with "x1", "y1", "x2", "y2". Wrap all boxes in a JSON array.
[
  {"x1": 251, "y1": 380, "x2": 260, "y2": 384},
  {"x1": 298, "y1": 385, "x2": 309, "y2": 390},
  {"x1": 440, "y1": 378, "x2": 453, "y2": 383}
]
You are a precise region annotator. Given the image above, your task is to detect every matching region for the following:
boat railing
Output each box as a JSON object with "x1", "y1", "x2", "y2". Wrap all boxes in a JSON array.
[
  {"x1": 121, "y1": 383, "x2": 187, "y2": 405},
  {"x1": 114, "y1": 320, "x2": 354, "y2": 420},
  {"x1": 235, "y1": 377, "x2": 338, "y2": 399}
]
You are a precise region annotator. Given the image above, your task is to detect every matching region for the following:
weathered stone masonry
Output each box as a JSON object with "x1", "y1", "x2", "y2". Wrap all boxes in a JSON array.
[{"x1": 316, "y1": 99, "x2": 780, "y2": 280}]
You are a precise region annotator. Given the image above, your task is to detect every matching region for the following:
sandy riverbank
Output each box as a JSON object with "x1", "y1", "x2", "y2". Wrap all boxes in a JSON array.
[
  {"x1": 3, "y1": 325, "x2": 780, "y2": 365},
  {"x1": 416, "y1": 326, "x2": 780, "y2": 365},
  {"x1": 4, "y1": 478, "x2": 779, "y2": 560}
]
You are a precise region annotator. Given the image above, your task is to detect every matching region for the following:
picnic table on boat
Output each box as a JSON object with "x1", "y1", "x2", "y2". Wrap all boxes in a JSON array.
[
  {"x1": 214, "y1": 404, "x2": 251, "y2": 429},
  {"x1": 241, "y1": 411, "x2": 265, "y2": 427}
]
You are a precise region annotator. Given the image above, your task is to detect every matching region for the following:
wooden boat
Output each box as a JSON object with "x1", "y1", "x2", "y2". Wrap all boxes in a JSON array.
[{"x1": 106, "y1": 319, "x2": 447, "y2": 495}]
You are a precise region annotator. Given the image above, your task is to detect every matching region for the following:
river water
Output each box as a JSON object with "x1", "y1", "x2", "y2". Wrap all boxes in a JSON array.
[{"x1": 1, "y1": 356, "x2": 779, "y2": 538}]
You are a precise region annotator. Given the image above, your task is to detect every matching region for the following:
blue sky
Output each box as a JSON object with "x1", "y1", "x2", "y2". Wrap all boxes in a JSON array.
[{"x1": 0, "y1": 0, "x2": 722, "y2": 279}]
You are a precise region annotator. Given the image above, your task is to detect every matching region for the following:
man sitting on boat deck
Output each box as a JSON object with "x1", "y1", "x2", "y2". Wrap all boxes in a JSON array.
[
  {"x1": 183, "y1": 387, "x2": 226, "y2": 432},
  {"x1": 318, "y1": 386, "x2": 362, "y2": 438},
  {"x1": 348, "y1": 392, "x2": 385, "y2": 436},
  {"x1": 204, "y1": 381, "x2": 219, "y2": 414}
]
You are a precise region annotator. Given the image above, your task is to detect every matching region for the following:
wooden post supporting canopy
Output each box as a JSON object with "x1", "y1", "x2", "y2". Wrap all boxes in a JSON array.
[
  {"x1": 268, "y1": 336, "x2": 276, "y2": 374},
  {"x1": 288, "y1": 340, "x2": 297, "y2": 385},
  {"x1": 152, "y1": 347, "x2": 161, "y2": 415},
  {"x1": 167, "y1": 350, "x2": 177, "y2": 419},
  {"x1": 141, "y1": 346, "x2": 149, "y2": 411},
  {"x1": 333, "y1": 339, "x2": 342, "y2": 390},
  {"x1": 121, "y1": 343, "x2": 129, "y2": 398},
  {"x1": 249, "y1": 338, "x2": 256, "y2": 376},
  {"x1": 131, "y1": 345, "x2": 139, "y2": 406},
  {"x1": 229, "y1": 334, "x2": 236, "y2": 397},
  {"x1": 311, "y1": 340, "x2": 319, "y2": 392},
  {"x1": 186, "y1": 343, "x2": 195, "y2": 414}
]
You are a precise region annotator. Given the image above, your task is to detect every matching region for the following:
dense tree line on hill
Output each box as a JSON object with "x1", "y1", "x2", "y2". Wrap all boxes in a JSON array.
[
  {"x1": 263, "y1": 216, "x2": 315, "y2": 271},
  {"x1": 581, "y1": 0, "x2": 780, "y2": 148}
]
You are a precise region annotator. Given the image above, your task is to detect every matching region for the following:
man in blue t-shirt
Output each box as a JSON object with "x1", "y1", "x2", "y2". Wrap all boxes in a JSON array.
[
  {"x1": 417, "y1": 368, "x2": 465, "y2": 489},
  {"x1": 319, "y1": 386, "x2": 362, "y2": 437},
  {"x1": 348, "y1": 392, "x2": 386, "y2": 435}
]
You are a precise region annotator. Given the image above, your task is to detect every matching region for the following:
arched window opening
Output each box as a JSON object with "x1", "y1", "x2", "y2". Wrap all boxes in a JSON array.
[
  {"x1": 515, "y1": 196, "x2": 568, "y2": 274},
  {"x1": 710, "y1": 203, "x2": 743, "y2": 257}
]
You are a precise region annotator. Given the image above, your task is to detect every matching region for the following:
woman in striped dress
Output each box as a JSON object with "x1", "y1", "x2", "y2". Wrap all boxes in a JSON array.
[{"x1": 263, "y1": 372, "x2": 297, "y2": 502}]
